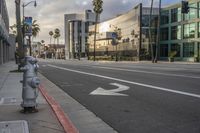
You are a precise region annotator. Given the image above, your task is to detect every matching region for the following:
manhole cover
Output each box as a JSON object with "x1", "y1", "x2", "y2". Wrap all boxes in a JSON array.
[
  {"x1": 0, "y1": 120, "x2": 29, "y2": 133},
  {"x1": 0, "y1": 97, "x2": 17, "y2": 105}
]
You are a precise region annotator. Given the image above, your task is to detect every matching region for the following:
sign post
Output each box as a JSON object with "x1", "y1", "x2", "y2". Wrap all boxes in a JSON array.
[
  {"x1": 111, "y1": 32, "x2": 118, "y2": 61},
  {"x1": 24, "y1": 17, "x2": 32, "y2": 55}
]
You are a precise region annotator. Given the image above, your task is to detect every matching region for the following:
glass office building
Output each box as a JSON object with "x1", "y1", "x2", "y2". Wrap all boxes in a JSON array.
[
  {"x1": 160, "y1": 0, "x2": 200, "y2": 61},
  {"x1": 87, "y1": 0, "x2": 200, "y2": 62},
  {"x1": 88, "y1": 4, "x2": 158, "y2": 61}
]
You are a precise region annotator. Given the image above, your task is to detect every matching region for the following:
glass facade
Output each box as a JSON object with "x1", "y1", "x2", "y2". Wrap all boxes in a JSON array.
[
  {"x1": 161, "y1": 10, "x2": 169, "y2": 25},
  {"x1": 160, "y1": 1, "x2": 200, "y2": 61},
  {"x1": 171, "y1": 43, "x2": 181, "y2": 57},
  {"x1": 184, "y1": 23, "x2": 195, "y2": 39},
  {"x1": 171, "y1": 25, "x2": 181, "y2": 40},
  {"x1": 160, "y1": 44, "x2": 168, "y2": 57},
  {"x1": 160, "y1": 28, "x2": 169, "y2": 41},
  {"x1": 183, "y1": 43, "x2": 194, "y2": 57},
  {"x1": 198, "y1": 22, "x2": 200, "y2": 37},
  {"x1": 171, "y1": 8, "x2": 181, "y2": 23},
  {"x1": 184, "y1": 3, "x2": 197, "y2": 20}
]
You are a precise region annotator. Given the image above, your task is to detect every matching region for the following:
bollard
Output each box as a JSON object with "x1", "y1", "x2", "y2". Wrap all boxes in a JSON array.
[{"x1": 20, "y1": 56, "x2": 40, "y2": 113}]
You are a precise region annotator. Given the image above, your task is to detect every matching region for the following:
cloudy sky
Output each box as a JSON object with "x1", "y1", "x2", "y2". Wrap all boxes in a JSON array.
[{"x1": 6, "y1": 0, "x2": 180, "y2": 44}]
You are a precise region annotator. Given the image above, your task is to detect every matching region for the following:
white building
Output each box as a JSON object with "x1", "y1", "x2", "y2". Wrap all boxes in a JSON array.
[{"x1": 64, "y1": 10, "x2": 98, "y2": 59}]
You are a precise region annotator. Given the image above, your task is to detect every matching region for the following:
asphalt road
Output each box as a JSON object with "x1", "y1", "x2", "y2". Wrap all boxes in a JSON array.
[{"x1": 39, "y1": 60, "x2": 200, "y2": 133}]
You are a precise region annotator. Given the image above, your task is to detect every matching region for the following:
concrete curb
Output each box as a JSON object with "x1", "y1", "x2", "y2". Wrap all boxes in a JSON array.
[{"x1": 39, "y1": 84, "x2": 79, "y2": 133}]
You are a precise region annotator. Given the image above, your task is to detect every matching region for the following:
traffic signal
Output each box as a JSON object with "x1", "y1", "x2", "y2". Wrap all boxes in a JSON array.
[{"x1": 181, "y1": 1, "x2": 189, "y2": 14}]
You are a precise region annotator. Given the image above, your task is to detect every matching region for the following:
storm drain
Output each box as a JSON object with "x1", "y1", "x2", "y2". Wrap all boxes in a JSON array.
[
  {"x1": 0, "y1": 120, "x2": 29, "y2": 133},
  {"x1": 0, "y1": 97, "x2": 17, "y2": 105}
]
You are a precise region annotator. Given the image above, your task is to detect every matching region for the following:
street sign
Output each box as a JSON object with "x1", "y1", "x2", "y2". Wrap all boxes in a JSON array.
[
  {"x1": 24, "y1": 17, "x2": 32, "y2": 36},
  {"x1": 111, "y1": 32, "x2": 117, "y2": 39},
  {"x1": 90, "y1": 83, "x2": 130, "y2": 96}
]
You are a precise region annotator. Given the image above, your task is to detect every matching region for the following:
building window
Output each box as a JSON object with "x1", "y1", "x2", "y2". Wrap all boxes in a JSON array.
[
  {"x1": 161, "y1": 10, "x2": 169, "y2": 25},
  {"x1": 142, "y1": 15, "x2": 150, "y2": 27},
  {"x1": 171, "y1": 43, "x2": 181, "y2": 57},
  {"x1": 183, "y1": 43, "x2": 194, "y2": 57},
  {"x1": 86, "y1": 13, "x2": 89, "y2": 19},
  {"x1": 171, "y1": 25, "x2": 181, "y2": 40},
  {"x1": 184, "y1": 3, "x2": 197, "y2": 20},
  {"x1": 171, "y1": 8, "x2": 181, "y2": 23},
  {"x1": 198, "y1": 2, "x2": 200, "y2": 18},
  {"x1": 160, "y1": 28, "x2": 169, "y2": 41},
  {"x1": 184, "y1": 23, "x2": 195, "y2": 39},
  {"x1": 142, "y1": 29, "x2": 149, "y2": 38},
  {"x1": 198, "y1": 22, "x2": 200, "y2": 37},
  {"x1": 85, "y1": 22, "x2": 89, "y2": 33},
  {"x1": 160, "y1": 44, "x2": 168, "y2": 57}
]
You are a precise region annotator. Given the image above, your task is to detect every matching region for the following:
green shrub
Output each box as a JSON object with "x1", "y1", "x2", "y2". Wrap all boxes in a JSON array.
[{"x1": 169, "y1": 51, "x2": 177, "y2": 58}]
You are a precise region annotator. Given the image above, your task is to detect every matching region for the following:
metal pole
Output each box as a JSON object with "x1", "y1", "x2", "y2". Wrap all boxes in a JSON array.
[
  {"x1": 23, "y1": 4, "x2": 24, "y2": 48},
  {"x1": 93, "y1": 13, "x2": 98, "y2": 61},
  {"x1": 29, "y1": 36, "x2": 32, "y2": 56},
  {"x1": 115, "y1": 45, "x2": 118, "y2": 61},
  {"x1": 198, "y1": 43, "x2": 200, "y2": 61}
]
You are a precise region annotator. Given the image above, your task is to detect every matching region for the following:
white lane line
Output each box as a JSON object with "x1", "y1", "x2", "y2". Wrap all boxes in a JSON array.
[
  {"x1": 48, "y1": 64, "x2": 200, "y2": 99},
  {"x1": 90, "y1": 66, "x2": 200, "y2": 79}
]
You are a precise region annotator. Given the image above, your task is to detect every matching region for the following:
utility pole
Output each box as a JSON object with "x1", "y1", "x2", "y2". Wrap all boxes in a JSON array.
[{"x1": 15, "y1": 0, "x2": 24, "y2": 65}]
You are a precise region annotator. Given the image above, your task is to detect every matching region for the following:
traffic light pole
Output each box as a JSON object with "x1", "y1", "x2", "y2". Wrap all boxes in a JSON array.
[{"x1": 182, "y1": 1, "x2": 200, "y2": 14}]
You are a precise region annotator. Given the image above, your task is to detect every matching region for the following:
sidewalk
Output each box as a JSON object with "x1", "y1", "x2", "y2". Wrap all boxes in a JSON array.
[
  {"x1": 0, "y1": 62, "x2": 64, "y2": 133},
  {"x1": 0, "y1": 61, "x2": 117, "y2": 133}
]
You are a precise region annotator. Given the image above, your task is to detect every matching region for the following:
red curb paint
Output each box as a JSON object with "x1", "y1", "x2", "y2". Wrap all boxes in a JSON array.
[{"x1": 39, "y1": 84, "x2": 79, "y2": 133}]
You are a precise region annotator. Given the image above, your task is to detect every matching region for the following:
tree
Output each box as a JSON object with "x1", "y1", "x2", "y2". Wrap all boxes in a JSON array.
[
  {"x1": 92, "y1": 0, "x2": 103, "y2": 61},
  {"x1": 56, "y1": 33, "x2": 61, "y2": 44},
  {"x1": 54, "y1": 28, "x2": 60, "y2": 44},
  {"x1": 15, "y1": 0, "x2": 24, "y2": 62},
  {"x1": 32, "y1": 20, "x2": 40, "y2": 39},
  {"x1": 149, "y1": 0, "x2": 154, "y2": 63},
  {"x1": 49, "y1": 31, "x2": 53, "y2": 44},
  {"x1": 155, "y1": 0, "x2": 161, "y2": 63},
  {"x1": 41, "y1": 40, "x2": 45, "y2": 44},
  {"x1": 53, "y1": 34, "x2": 57, "y2": 44}
]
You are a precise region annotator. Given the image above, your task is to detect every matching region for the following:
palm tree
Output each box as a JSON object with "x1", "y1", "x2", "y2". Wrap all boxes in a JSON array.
[
  {"x1": 92, "y1": 0, "x2": 103, "y2": 61},
  {"x1": 32, "y1": 20, "x2": 40, "y2": 39},
  {"x1": 56, "y1": 33, "x2": 61, "y2": 44},
  {"x1": 49, "y1": 31, "x2": 54, "y2": 44},
  {"x1": 15, "y1": 0, "x2": 24, "y2": 66},
  {"x1": 41, "y1": 40, "x2": 45, "y2": 44},
  {"x1": 155, "y1": 0, "x2": 161, "y2": 63},
  {"x1": 149, "y1": 0, "x2": 154, "y2": 63},
  {"x1": 53, "y1": 34, "x2": 57, "y2": 44},
  {"x1": 54, "y1": 28, "x2": 60, "y2": 44}
]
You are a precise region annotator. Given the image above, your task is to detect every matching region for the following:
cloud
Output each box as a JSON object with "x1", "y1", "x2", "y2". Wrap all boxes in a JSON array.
[{"x1": 6, "y1": 0, "x2": 180, "y2": 45}]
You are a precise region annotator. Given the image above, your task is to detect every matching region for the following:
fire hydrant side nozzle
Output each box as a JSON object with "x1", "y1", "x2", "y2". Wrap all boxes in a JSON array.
[{"x1": 20, "y1": 56, "x2": 40, "y2": 113}]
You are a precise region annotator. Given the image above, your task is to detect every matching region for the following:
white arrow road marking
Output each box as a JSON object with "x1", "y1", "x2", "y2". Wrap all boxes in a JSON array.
[
  {"x1": 47, "y1": 64, "x2": 200, "y2": 99},
  {"x1": 90, "y1": 83, "x2": 130, "y2": 96}
]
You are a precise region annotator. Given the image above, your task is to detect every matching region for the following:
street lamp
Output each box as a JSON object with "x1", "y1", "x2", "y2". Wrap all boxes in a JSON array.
[{"x1": 22, "y1": 0, "x2": 37, "y2": 56}]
